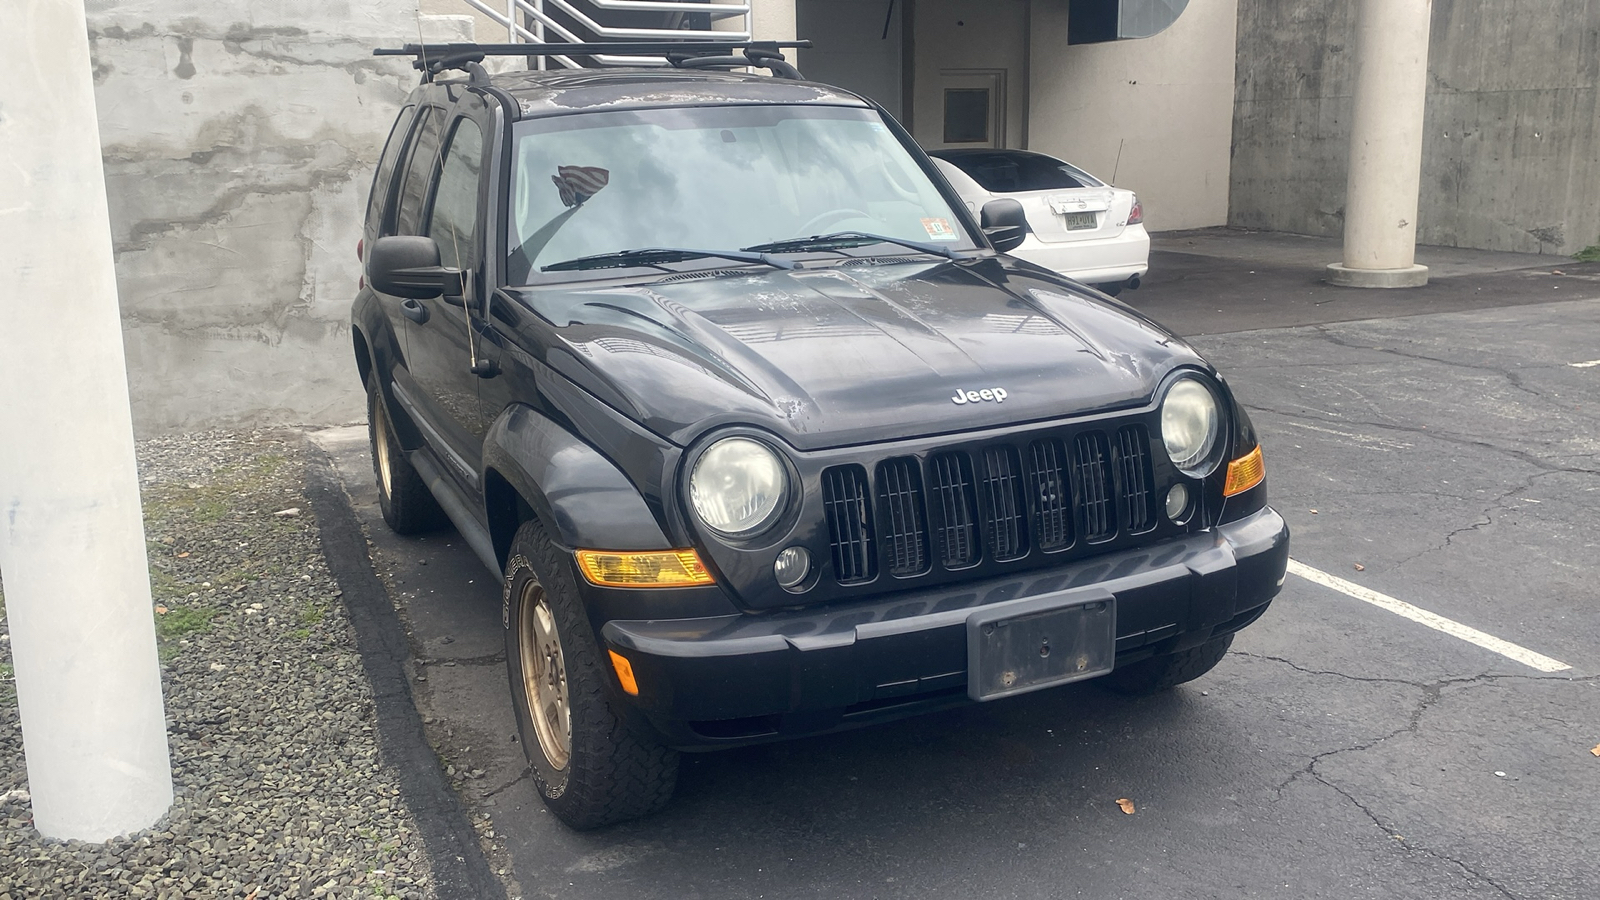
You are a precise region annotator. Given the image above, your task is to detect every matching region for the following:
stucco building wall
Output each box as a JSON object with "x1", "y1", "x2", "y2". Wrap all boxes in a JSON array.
[
  {"x1": 1028, "y1": 0, "x2": 1240, "y2": 231},
  {"x1": 1230, "y1": 0, "x2": 1600, "y2": 255},
  {"x1": 87, "y1": 0, "x2": 430, "y2": 435}
]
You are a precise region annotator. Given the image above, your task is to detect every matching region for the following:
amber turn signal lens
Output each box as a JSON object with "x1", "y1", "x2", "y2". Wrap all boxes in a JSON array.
[
  {"x1": 574, "y1": 549, "x2": 714, "y2": 587},
  {"x1": 1223, "y1": 445, "x2": 1265, "y2": 497},
  {"x1": 608, "y1": 650, "x2": 640, "y2": 696}
]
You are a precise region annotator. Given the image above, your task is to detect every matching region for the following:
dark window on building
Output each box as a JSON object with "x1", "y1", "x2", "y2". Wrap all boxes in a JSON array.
[
  {"x1": 1069, "y1": 0, "x2": 1119, "y2": 44},
  {"x1": 943, "y1": 89, "x2": 990, "y2": 144},
  {"x1": 425, "y1": 118, "x2": 486, "y2": 271}
]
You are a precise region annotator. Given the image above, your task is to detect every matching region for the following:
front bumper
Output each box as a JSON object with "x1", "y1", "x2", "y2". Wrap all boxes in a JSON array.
[{"x1": 602, "y1": 506, "x2": 1288, "y2": 750}]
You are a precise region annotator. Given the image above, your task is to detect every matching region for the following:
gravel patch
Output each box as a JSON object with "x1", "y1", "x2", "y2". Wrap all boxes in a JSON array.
[{"x1": 0, "y1": 430, "x2": 435, "y2": 900}]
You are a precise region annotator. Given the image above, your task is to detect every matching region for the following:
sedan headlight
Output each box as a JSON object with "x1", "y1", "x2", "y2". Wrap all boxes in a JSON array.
[
  {"x1": 689, "y1": 437, "x2": 787, "y2": 536},
  {"x1": 1160, "y1": 377, "x2": 1222, "y2": 476}
]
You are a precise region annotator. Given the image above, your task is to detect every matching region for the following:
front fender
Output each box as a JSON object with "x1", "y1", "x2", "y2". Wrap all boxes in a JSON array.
[{"x1": 482, "y1": 404, "x2": 673, "y2": 557}]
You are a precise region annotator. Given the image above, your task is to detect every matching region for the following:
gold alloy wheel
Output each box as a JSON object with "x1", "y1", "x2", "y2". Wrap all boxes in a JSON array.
[
  {"x1": 372, "y1": 394, "x2": 395, "y2": 500},
  {"x1": 518, "y1": 578, "x2": 572, "y2": 770}
]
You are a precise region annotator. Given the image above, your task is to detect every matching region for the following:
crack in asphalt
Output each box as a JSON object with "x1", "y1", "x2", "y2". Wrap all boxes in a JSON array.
[
  {"x1": 480, "y1": 768, "x2": 533, "y2": 801},
  {"x1": 1246, "y1": 654, "x2": 1597, "y2": 896},
  {"x1": 1244, "y1": 403, "x2": 1600, "y2": 478},
  {"x1": 1385, "y1": 472, "x2": 1554, "y2": 570},
  {"x1": 416, "y1": 653, "x2": 507, "y2": 669},
  {"x1": 1309, "y1": 326, "x2": 1552, "y2": 405}
]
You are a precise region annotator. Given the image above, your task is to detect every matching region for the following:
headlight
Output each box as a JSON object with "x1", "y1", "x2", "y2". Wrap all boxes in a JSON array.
[
  {"x1": 1160, "y1": 377, "x2": 1222, "y2": 476},
  {"x1": 689, "y1": 437, "x2": 787, "y2": 536}
]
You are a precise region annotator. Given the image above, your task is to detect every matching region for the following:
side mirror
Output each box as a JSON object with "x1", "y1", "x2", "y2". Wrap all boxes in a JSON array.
[
  {"x1": 980, "y1": 199, "x2": 1028, "y2": 254},
  {"x1": 368, "y1": 235, "x2": 465, "y2": 300}
]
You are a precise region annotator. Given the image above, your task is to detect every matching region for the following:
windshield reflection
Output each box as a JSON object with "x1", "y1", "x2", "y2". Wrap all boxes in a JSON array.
[{"x1": 507, "y1": 105, "x2": 973, "y2": 283}]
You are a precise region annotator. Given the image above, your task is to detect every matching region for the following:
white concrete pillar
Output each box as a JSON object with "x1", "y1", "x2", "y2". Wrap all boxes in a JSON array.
[
  {"x1": 0, "y1": 0, "x2": 174, "y2": 841},
  {"x1": 1327, "y1": 0, "x2": 1433, "y2": 288}
]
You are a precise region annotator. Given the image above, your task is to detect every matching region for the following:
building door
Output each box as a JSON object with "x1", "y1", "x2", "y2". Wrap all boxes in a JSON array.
[{"x1": 909, "y1": 0, "x2": 1029, "y2": 150}]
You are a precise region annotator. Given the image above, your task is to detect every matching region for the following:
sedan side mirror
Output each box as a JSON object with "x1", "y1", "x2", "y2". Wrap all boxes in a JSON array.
[
  {"x1": 980, "y1": 199, "x2": 1028, "y2": 254},
  {"x1": 369, "y1": 235, "x2": 465, "y2": 300}
]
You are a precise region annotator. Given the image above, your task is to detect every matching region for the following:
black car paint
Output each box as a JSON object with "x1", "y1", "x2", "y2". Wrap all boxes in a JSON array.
[{"x1": 352, "y1": 68, "x2": 1287, "y2": 751}]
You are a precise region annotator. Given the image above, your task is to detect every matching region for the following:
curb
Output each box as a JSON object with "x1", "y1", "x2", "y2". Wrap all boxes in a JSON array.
[{"x1": 303, "y1": 441, "x2": 506, "y2": 900}]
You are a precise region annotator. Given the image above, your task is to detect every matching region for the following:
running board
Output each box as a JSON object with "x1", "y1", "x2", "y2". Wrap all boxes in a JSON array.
[{"x1": 409, "y1": 448, "x2": 505, "y2": 584}]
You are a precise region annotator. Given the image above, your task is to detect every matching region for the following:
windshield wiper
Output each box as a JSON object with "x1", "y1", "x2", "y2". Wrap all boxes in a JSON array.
[
  {"x1": 541, "y1": 247, "x2": 794, "y2": 273},
  {"x1": 742, "y1": 231, "x2": 962, "y2": 261}
]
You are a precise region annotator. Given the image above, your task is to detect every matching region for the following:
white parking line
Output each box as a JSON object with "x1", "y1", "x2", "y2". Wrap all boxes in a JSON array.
[
  {"x1": 1287, "y1": 559, "x2": 1572, "y2": 673},
  {"x1": 1569, "y1": 359, "x2": 1600, "y2": 368}
]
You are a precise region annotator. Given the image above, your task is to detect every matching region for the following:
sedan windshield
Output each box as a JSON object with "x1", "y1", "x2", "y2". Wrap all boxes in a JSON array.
[{"x1": 507, "y1": 105, "x2": 973, "y2": 283}]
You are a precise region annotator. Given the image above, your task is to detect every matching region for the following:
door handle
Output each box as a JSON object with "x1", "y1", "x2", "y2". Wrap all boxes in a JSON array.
[{"x1": 400, "y1": 298, "x2": 429, "y2": 325}]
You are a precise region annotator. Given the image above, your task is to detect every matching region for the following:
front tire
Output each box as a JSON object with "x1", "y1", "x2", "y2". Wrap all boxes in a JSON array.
[
  {"x1": 1100, "y1": 633, "x2": 1234, "y2": 695},
  {"x1": 503, "y1": 520, "x2": 679, "y2": 829},
  {"x1": 367, "y1": 371, "x2": 446, "y2": 534}
]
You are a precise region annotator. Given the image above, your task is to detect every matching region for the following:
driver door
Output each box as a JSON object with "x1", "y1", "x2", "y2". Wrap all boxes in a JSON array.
[{"x1": 403, "y1": 99, "x2": 493, "y2": 494}]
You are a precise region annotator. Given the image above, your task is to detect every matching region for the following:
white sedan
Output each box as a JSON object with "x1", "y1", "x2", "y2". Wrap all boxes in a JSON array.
[{"x1": 931, "y1": 149, "x2": 1149, "y2": 296}]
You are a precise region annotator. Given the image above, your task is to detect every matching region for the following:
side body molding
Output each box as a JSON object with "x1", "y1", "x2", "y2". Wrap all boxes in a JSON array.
[{"x1": 482, "y1": 404, "x2": 674, "y2": 556}]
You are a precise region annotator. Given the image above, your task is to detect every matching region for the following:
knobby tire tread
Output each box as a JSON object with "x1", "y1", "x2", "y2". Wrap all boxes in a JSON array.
[{"x1": 508, "y1": 520, "x2": 678, "y2": 829}]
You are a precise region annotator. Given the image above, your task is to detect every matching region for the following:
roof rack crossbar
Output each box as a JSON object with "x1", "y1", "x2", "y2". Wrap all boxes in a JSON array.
[{"x1": 376, "y1": 41, "x2": 811, "y2": 82}]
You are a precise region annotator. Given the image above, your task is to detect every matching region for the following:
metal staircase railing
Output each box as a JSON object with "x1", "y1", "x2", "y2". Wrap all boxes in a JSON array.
[{"x1": 458, "y1": 0, "x2": 751, "y2": 67}]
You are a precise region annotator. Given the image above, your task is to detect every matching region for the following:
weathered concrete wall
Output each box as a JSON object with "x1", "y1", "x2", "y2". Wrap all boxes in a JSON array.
[
  {"x1": 87, "y1": 1, "x2": 426, "y2": 435},
  {"x1": 1029, "y1": 0, "x2": 1240, "y2": 231},
  {"x1": 1231, "y1": 0, "x2": 1600, "y2": 255}
]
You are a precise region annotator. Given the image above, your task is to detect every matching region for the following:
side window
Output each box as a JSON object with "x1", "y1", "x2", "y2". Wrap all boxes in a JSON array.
[
  {"x1": 392, "y1": 106, "x2": 446, "y2": 236},
  {"x1": 365, "y1": 104, "x2": 415, "y2": 231},
  {"x1": 424, "y1": 118, "x2": 486, "y2": 271}
]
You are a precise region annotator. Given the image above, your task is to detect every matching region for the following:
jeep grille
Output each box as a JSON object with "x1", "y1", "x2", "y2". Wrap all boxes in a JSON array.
[{"x1": 821, "y1": 424, "x2": 1160, "y2": 585}]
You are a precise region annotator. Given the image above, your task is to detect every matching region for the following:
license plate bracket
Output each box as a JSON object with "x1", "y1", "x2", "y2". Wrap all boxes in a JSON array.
[{"x1": 967, "y1": 590, "x2": 1116, "y2": 701}]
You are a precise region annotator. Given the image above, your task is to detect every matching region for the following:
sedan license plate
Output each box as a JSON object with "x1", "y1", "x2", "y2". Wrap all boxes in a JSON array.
[
  {"x1": 967, "y1": 591, "x2": 1115, "y2": 701},
  {"x1": 1060, "y1": 211, "x2": 1098, "y2": 230}
]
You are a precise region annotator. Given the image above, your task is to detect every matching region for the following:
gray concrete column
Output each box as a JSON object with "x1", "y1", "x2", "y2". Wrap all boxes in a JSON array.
[
  {"x1": 0, "y1": 0, "x2": 174, "y2": 840},
  {"x1": 1326, "y1": 0, "x2": 1433, "y2": 288}
]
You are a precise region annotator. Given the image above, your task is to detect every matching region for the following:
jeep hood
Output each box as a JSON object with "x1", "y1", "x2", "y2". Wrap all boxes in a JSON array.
[{"x1": 509, "y1": 257, "x2": 1207, "y2": 451}]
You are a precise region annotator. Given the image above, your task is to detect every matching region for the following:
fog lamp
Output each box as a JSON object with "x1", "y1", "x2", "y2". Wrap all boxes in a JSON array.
[
  {"x1": 1165, "y1": 484, "x2": 1190, "y2": 522},
  {"x1": 774, "y1": 546, "x2": 810, "y2": 590}
]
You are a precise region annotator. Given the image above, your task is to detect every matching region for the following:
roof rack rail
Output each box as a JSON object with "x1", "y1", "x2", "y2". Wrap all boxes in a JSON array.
[{"x1": 374, "y1": 41, "x2": 812, "y2": 83}]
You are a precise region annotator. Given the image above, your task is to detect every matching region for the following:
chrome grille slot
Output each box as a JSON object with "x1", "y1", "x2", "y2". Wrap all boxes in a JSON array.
[
  {"x1": 1027, "y1": 438, "x2": 1074, "y2": 551},
  {"x1": 1116, "y1": 425, "x2": 1156, "y2": 534},
  {"x1": 822, "y1": 465, "x2": 876, "y2": 583},
  {"x1": 927, "y1": 452, "x2": 979, "y2": 569},
  {"x1": 980, "y1": 446, "x2": 1028, "y2": 561},
  {"x1": 877, "y1": 458, "x2": 930, "y2": 577},
  {"x1": 1074, "y1": 432, "x2": 1116, "y2": 542}
]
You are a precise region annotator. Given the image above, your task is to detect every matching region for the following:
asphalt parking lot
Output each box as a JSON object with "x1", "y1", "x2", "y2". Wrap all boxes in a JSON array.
[{"x1": 313, "y1": 231, "x2": 1600, "y2": 900}]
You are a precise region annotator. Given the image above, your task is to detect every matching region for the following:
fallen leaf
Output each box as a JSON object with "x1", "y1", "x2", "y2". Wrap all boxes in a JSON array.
[
  {"x1": 154, "y1": 605, "x2": 169, "y2": 615},
  {"x1": 1551, "y1": 269, "x2": 1564, "y2": 275},
  {"x1": 1353, "y1": 563, "x2": 1366, "y2": 572},
  {"x1": 176, "y1": 551, "x2": 190, "y2": 558},
  {"x1": 1590, "y1": 744, "x2": 1599, "y2": 757},
  {"x1": 273, "y1": 507, "x2": 301, "y2": 518},
  {"x1": 1116, "y1": 798, "x2": 1136, "y2": 815}
]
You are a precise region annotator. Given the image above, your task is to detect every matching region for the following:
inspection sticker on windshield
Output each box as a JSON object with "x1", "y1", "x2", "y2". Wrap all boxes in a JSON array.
[{"x1": 921, "y1": 217, "x2": 958, "y2": 241}]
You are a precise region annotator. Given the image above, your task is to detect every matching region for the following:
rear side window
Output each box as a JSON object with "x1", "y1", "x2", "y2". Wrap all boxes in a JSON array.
[
  {"x1": 392, "y1": 107, "x2": 447, "y2": 236},
  {"x1": 425, "y1": 118, "x2": 486, "y2": 271},
  {"x1": 365, "y1": 105, "x2": 416, "y2": 230},
  {"x1": 937, "y1": 151, "x2": 1105, "y2": 193}
]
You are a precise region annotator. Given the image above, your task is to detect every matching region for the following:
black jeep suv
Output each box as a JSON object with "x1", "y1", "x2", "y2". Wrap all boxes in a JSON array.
[{"x1": 352, "y1": 43, "x2": 1289, "y2": 829}]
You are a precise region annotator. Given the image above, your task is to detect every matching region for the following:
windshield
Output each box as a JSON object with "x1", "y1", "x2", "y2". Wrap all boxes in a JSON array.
[
  {"x1": 933, "y1": 150, "x2": 1106, "y2": 194},
  {"x1": 506, "y1": 105, "x2": 974, "y2": 282}
]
